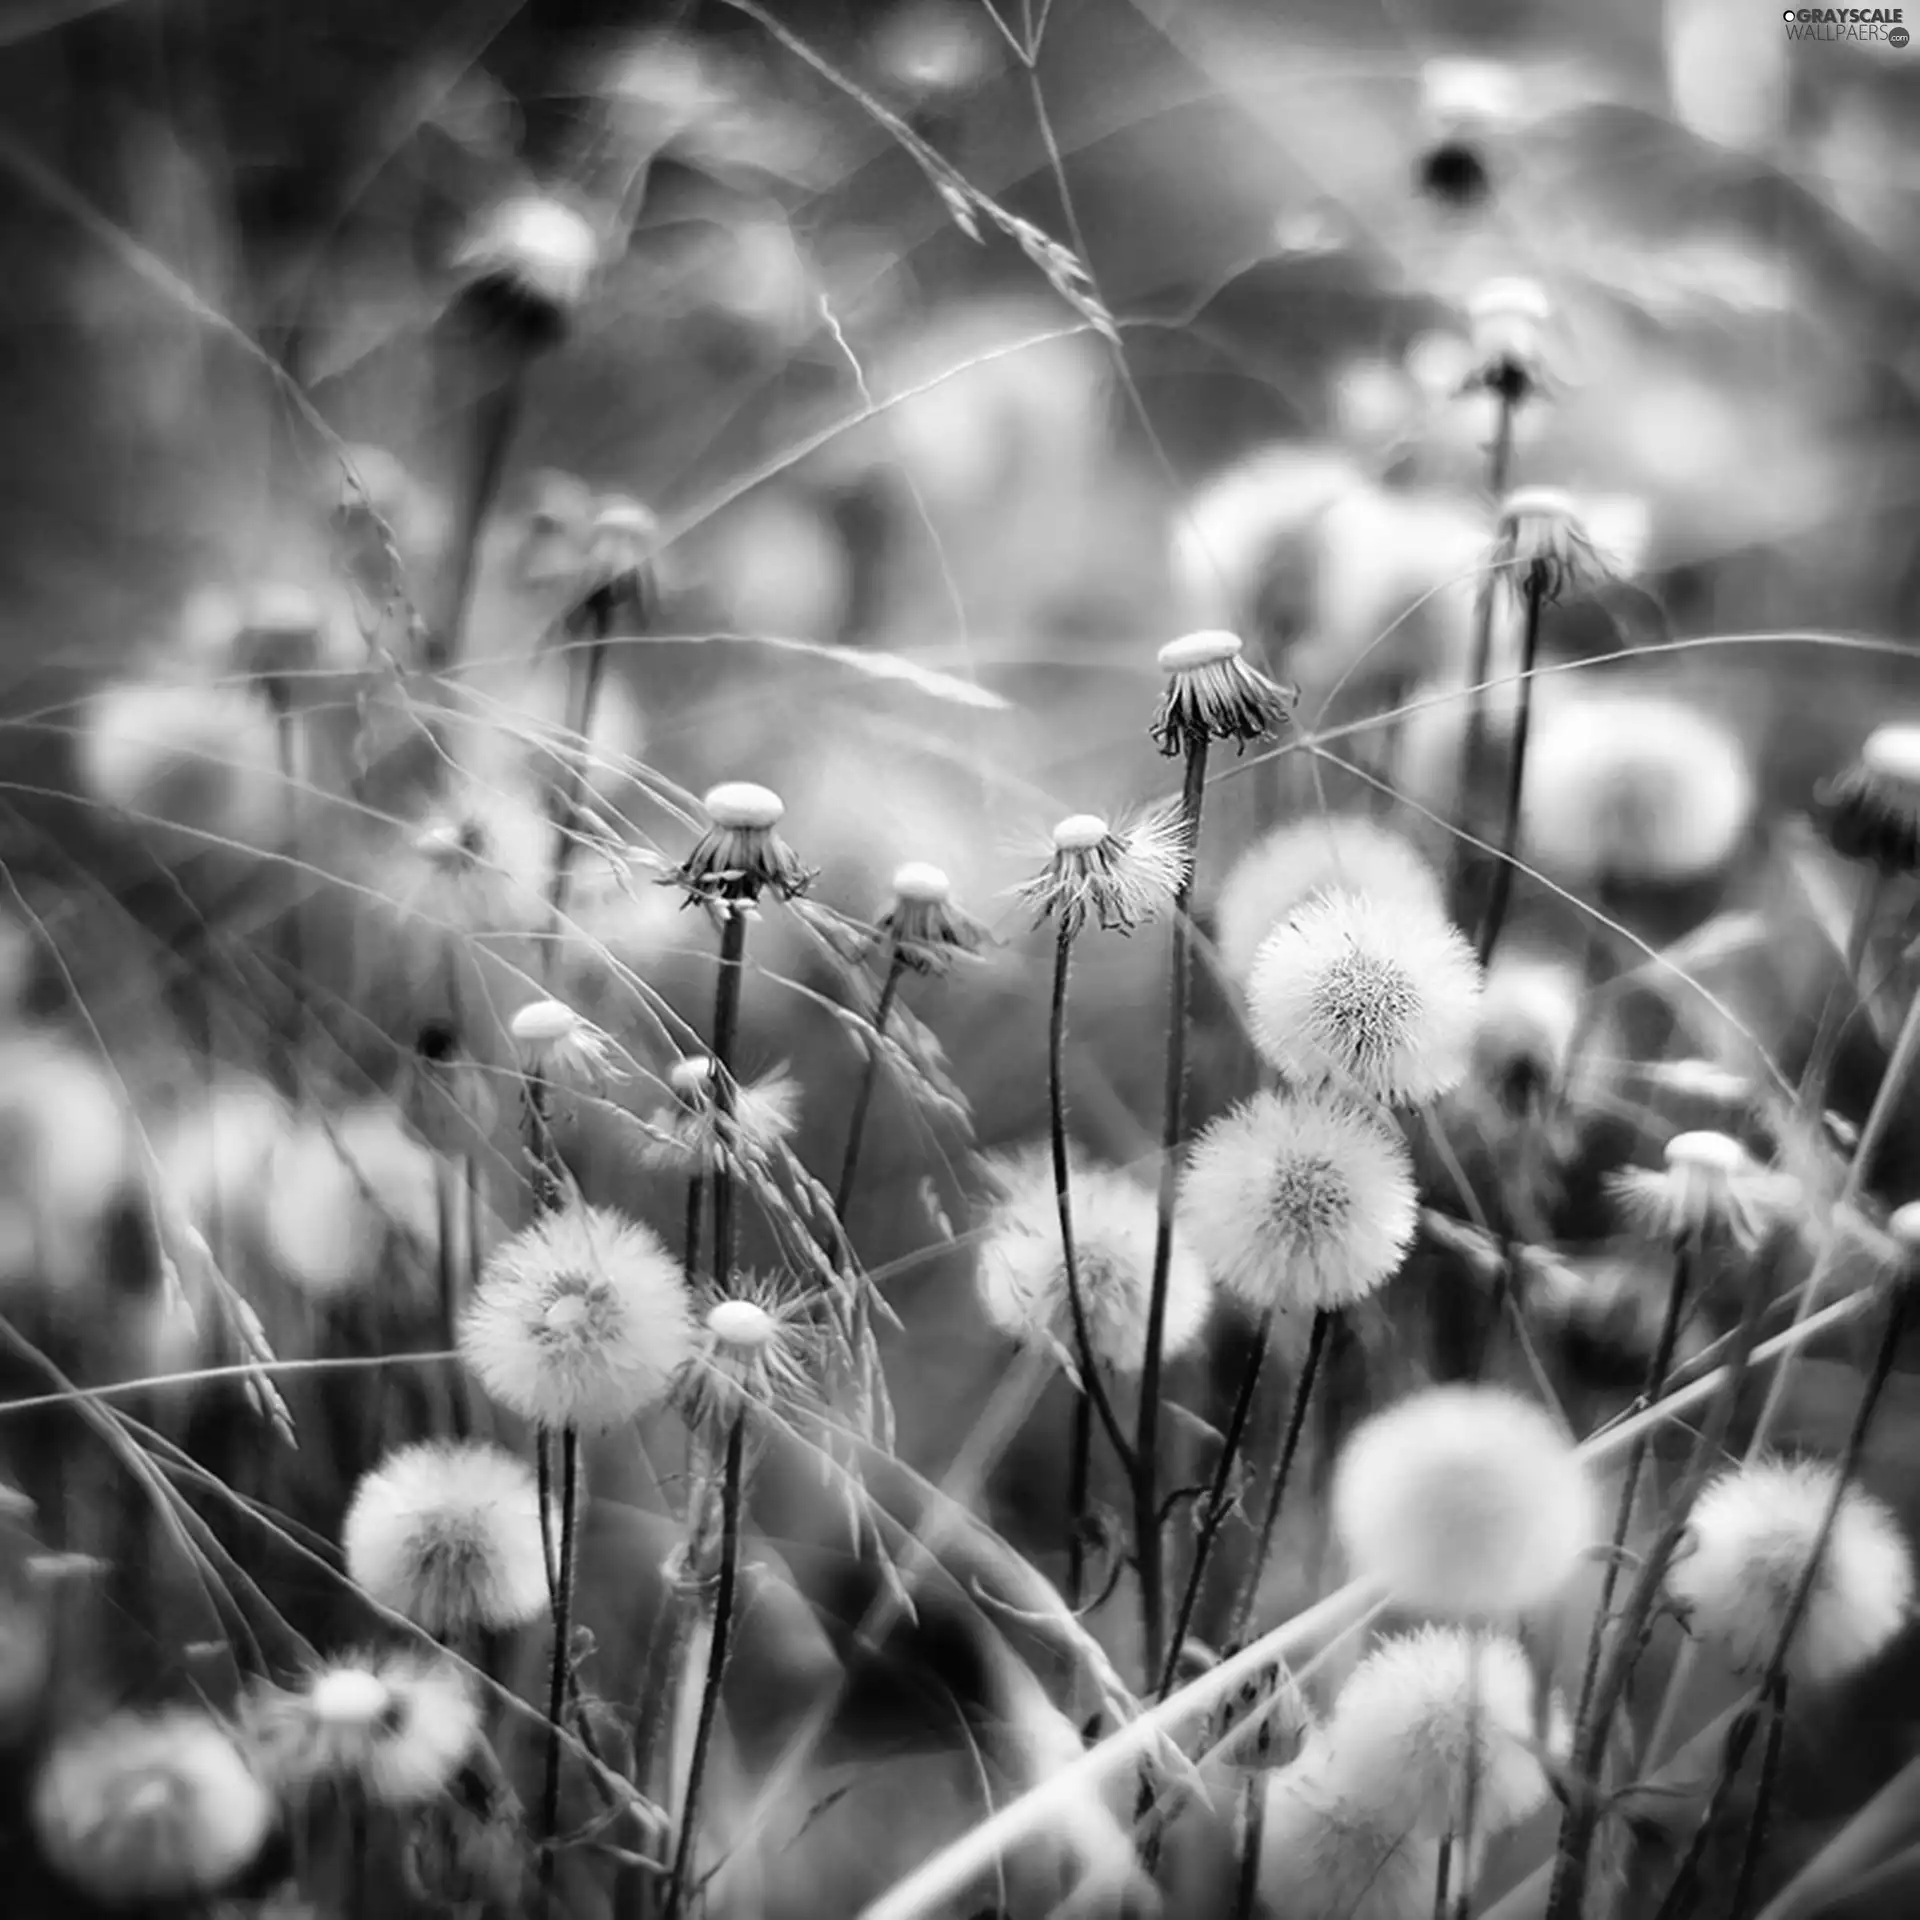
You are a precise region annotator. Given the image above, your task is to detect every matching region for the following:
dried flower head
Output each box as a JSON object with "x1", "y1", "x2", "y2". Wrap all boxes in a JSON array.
[
  {"x1": 1258, "y1": 1751, "x2": 1443, "y2": 1920},
  {"x1": 1247, "y1": 889, "x2": 1483, "y2": 1105},
  {"x1": 575, "y1": 495, "x2": 660, "y2": 630},
  {"x1": 1466, "y1": 276, "x2": 1553, "y2": 404},
  {"x1": 878, "y1": 861, "x2": 987, "y2": 974},
  {"x1": 1610, "y1": 1130, "x2": 1798, "y2": 1254},
  {"x1": 32, "y1": 1707, "x2": 274, "y2": 1906},
  {"x1": 1492, "y1": 486, "x2": 1619, "y2": 604},
  {"x1": 1472, "y1": 951, "x2": 1584, "y2": 1115},
  {"x1": 1213, "y1": 815, "x2": 1443, "y2": 991},
  {"x1": 1815, "y1": 725, "x2": 1920, "y2": 876},
  {"x1": 1148, "y1": 628, "x2": 1292, "y2": 759},
  {"x1": 1416, "y1": 57, "x2": 1518, "y2": 207},
  {"x1": 244, "y1": 1652, "x2": 481, "y2": 1807},
  {"x1": 1319, "y1": 1627, "x2": 1557, "y2": 1839},
  {"x1": 460, "y1": 1203, "x2": 695, "y2": 1428},
  {"x1": 1179, "y1": 1088, "x2": 1417, "y2": 1319},
  {"x1": 451, "y1": 191, "x2": 601, "y2": 347},
  {"x1": 683, "y1": 1274, "x2": 821, "y2": 1423},
  {"x1": 1016, "y1": 807, "x2": 1189, "y2": 938},
  {"x1": 635, "y1": 1058, "x2": 801, "y2": 1179},
  {"x1": 976, "y1": 1148, "x2": 1212, "y2": 1374},
  {"x1": 1333, "y1": 1384, "x2": 1596, "y2": 1615},
  {"x1": 510, "y1": 998, "x2": 619, "y2": 1089},
  {"x1": 673, "y1": 782, "x2": 814, "y2": 906},
  {"x1": 231, "y1": 582, "x2": 331, "y2": 693},
  {"x1": 1669, "y1": 1458, "x2": 1914, "y2": 1686},
  {"x1": 343, "y1": 1441, "x2": 549, "y2": 1637}
]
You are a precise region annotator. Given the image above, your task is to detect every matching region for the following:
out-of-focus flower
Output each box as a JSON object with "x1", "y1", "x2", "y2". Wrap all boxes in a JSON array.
[
  {"x1": 1471, "y1": 951, "x2": 1584, "y2": 1114},
  {"x1": 1016, "y1": 808, "x2": 1188, "y2": 939},
  {"x1": 1246, "y1": 889, "x2": 1482, "y2": 1105},
  {"x1": 1491, "y1": 487, "x2": 1622, "y2": 604},
  {"x1": 975, "y1": 1149, "x2": 1212, "y2": 1374},
  {"x1": 1212, "y1": 816, "x2": 1442, "y2": 990},
  {"x1": 450, "y1": 192, "x2": 602, "y2": 347},
  {"x1": 509, "y1": 998, "x2": 620, "y2": 1090},
  {"x1": 673, "y1": 782, "x2": 813, "y2": 907},
  {"x1": 634, "y1": 1058, "x2": 800, "y2": 1179},
  {"x1": 877, "y1": 862, "x2": 987, "y2": 975},
  {"x1": 408, "y1": 776, "x2": 555, "y2": 936},
  {"x1": 461, "y1": 1203, "x2": 695, "y2": 1429},
  {"x1": 32, "y1": 1708, "x2": 273, "y2": 1905},
  {"x1": 1610, "y1": 1130, "x2": 1798, "y2": 1254},
  {"x1": 872, "y1": 0, "x2": 996, "y2": 100},
  {"x1": 1333, "y1": 1384, "x2": 1596, "y2": 1615},
  {"x1": 1257, "y1": 1752, "x2": 1443, "y2": 1920},
  {"x1": 1415, "y1": 57, "x2": 1519, "y2": 207},
  {"x1": 1148, "y1": 629, "x2": 1292, "y2": 759},
  {"x1": 343, "y1": 1440, "x2": 549, "y2": 1637},
  {"x1": 1179, "y1": 1088, "x2": 1417, "y2": 1320},
  {"x1": 1465, "y1": 277, "x2": 1554, "y2": 404},
  {"x1": 577, "y1": 496, "x2": 659, "y2": 629},
  {"x1": 1669, "y1": 1459, "x2": 1914, "y2": 1686},
  {"x1": 1814, "y1": 724, "x2": 1920, "y2": 877},
  {"x1": 330, "y1": 442, "x2": 448, "y2": 559}
]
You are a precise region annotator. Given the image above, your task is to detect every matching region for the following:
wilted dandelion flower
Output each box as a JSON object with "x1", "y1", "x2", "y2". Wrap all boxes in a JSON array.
[
  {"x1": 1492, "y1": 486, "x2": 1620, "y2": 603},
  {"x1": 1333, "y1": 1384, "x2": 1596, "y2": 1614},
  {"x1": 343, "y1": 1440, "x2": 548, "y2": 1636},
  {"x1": 1610, "y1": 1130, "x2": 1797, "y2": 1254},
  {"x1": 877, "y1": 861, "x2": 987, "y2": 974},
  {"x1": 461, "y1": 1203, "x2": 695, "y2": 1429},
  {"x1": 1258, "y1": 1751, "x2": 1441, "y2": 1920},
  {"x1": 1247, "y1": 889, "x2": 1482, "y2": 1105},
  {"x1": 635, "y1": 1057, "x2": 801, "y2": 1178},
  {"x1": 32, "y1": 1708, "x2": 274, "y2": 1905},
  {"x1": 1466, "y1": 277, "x2": 1553, "y2": 403},
  {"x1": 577, "y1": 495, "x2": 659, "y2": 628},
  {"x1": 976, "y1": 1149, "x2": 1211, "y2": 1373},
  {"x1": 1669, "y1": 1459, "x2": 1914, "y2": 1685},
  {"x1": 509, "y1": 998, "x2": 619, "y2": 1089},
  {"x1": 244, "y1": 1652, "x2": 481, "y2": 1807},
  {"x1": 1319, "y1": 1628, "x2": 1556, "y2": 1839},
  {"x1": 1815, "y1": 725, "x2": 1920, "y2": 876},
  {"x1": 1213, "y1": 816, "x2": 1443, "y2": 990},
  {"x1": 1148, "y1": 628, "x2": 1293, "y2": 758},
  {"x1": 673, "y1": 781, "x2": 813, "y2": 906},
  {"x1": 1016, "y1": 807, "x2": 1189, "y2": 938},
  {"x1": 1179, "y1": 1088, "x2": 1417, "y2": 1317},
  {"x1": 1472, "y1": 952, "x2": 1584, "y2": 1114},
  {"x1": 684, "y1": 1275, "x2": 821, "y2": 1423},
  {"x1": 451, "y1": 191, "x2": 601, "y2": 346}
]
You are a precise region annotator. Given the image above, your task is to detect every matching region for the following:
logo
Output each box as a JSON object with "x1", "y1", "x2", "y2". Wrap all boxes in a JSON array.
[{"x1": 1783, "y1": 6, "x2": 1909, "y2": 39}]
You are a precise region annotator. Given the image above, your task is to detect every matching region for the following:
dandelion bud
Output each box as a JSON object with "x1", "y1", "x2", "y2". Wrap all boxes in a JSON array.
[
  {"x1": 1669, "y1": 1459, "x2": 1914, "y2": 1685},
  {"x1": 1179, "y1": 1087, "x2": 1418, "y2": 1319},
  {"x1": 450, "y1": 191, "x2": 601, "y2": 349},
  {"x1": 878, "y1": 861, "x2": 987, "y2": 974},
  {"x1": 674, "y1": 781, "x2": 814, "y2": 906},
  {"x1": 1333, "y1": 1384, "x2": 1596, "y2": 1615},
  {"x1": 1466, "y1": 276, "x2": 1553, "y2": 404},
  {"x1": 509, "y1": 998, "x2": 617, "y2": 1088},
  {"x1": 1017, "y1": 806, "x2": 1189, "y2": 938},
  {"x1": 1246, "y1": 889, "x2": 1483, "y2": 1106},
  {"x1": 460, "y1": 1203, "x2": 695, "y2": 1429},
  {"x1": 343, "y1": 1441, "x2": 549, "y2": 1637},
  {"x1": 31, "y1": 1708, "x2": 273, "y2": 1906},
  {"x1": 1493, "y1": 486, "x2": 1618, "y2": 603},
  {"x1": 1148, "y1": 628, "x2": 1292, "y2": 759},
  {"x1": 976, "y1": 1149, "x2": 1212, "y2": 1374},
  {"x1": 636, "y1": 1063, "x2": 800, "y2": 1178},
  {"x1": 1814, "y1": 725, "x2": 1920, "y2": 877},
  {"x1": 1610, "y1": 1129, "x2": 1797, "y2": 1254},
  {"x1": 577, "y1": 495, "x2": 660, "y2": 629}
]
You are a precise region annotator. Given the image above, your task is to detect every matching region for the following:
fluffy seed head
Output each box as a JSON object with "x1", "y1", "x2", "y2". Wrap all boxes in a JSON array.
[
  {"x1": 976, "y1": 1149, "x2": 1212, "y2": 1374},
  {"x1": 576, "y1": 495, "x2": 659, "y2": 626},
  {"x1": 1179, "y1": 1088, "x2": 1417, "y2": 1317},
  {"x1": 1247, "y1": 889, "x2": 1483, "y2": 1105},
  {"x1": 461, "y1": 1204, "x2": 695, "y2": 1429},
  {"x1": 1333, "y1": 1385, "x2": 1596, "y2": 1614},
  {"x1": 1148, "y1": 628, "x2": 1292, "y2": 757},
  {"x1": 1018, "y1": 804, "x2": 1189, "y2": 937},
  {"x1": 674, "y1": 783, "x2": 813, "y2": 905},
  {"x1": 683, "y1": 1272, "x2": 822, "y2": 1423},
  {"x1": 892, "y1": 860, "x2": 951, "y2": 903},
  {"x1": 32, "y1": 1708, "x2": 273, "y2": 1905},
  {"x1": 709, "y1": 1300, "x2": 776, "y2": 1348},
  {"x1": 635, "y1": 1065, "x2": 800, "y2": 1178},
  {"x1": 510, "y1": 999, "x2": 618, "y2": 1088},
  {"x1": 1669, "y1": 1459, "x2": 1914, "y2": 1686},
  {"x1": 879, "y1": 861, "x2": 986, "y2": 973},
  {"x1": 1610, "y1": 1130, "x2": 1797, "y2": 1253},
  {"x1": 1258, "y1": 1753, "x2": 1442, "y2": 1920},
  {"x1": 1816, "y1": 725, "x2": 1920, "y2": 875},
  {"x1": 343, "y1": 1440, "x2": 548, "y2": 1636},
  {"x1": 1472, "y1": 952, "x2": 1584, "y2": 1113}
]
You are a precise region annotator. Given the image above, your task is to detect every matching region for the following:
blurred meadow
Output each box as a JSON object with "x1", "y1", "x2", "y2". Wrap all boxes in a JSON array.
[{"x1": 6, "y1": 0, "x2": 1920, "y2": 1916}]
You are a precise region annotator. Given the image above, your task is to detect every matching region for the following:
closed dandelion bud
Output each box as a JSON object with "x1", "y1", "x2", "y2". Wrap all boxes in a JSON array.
[
  {"x1": 343, "y1": 1440, "x2": 549, "y2": 1637},
  {"x1": 1669, "y1": 1459, "x2": 1914, "y2": 1685},
  {"x1": 1258, "y1": 1751, "x2": 1442, "y2": 1920},
  {"x1": 975, "y1": 1149, "x2": 1212, "y2": 1374},
  {"x1": 31, "y1": 1708, "x2": 274, "y2": 1906},
  {"x1": 450, "y1": 191, "x2": 602, "y2": 350},
  {"x1": 1247, "y1": 889, "x2": 1483, "y2": 1106},
  {"x1": 878, "y1": 861, "x2": 986, "y2": 974},
  {"x1": 1148, "y1": 628, "x2": 1292, "y2": 759},
  {"x1": 1213, "y1": 815, "x2": 1443, "y2": 990},
  {"x1": 1333, "y1": 1384, "x2": 1596, "y2": 1615},
  {"x1": 1493, "y1": 486, "x2": 1618, "y2": 603},
  {"x1": 1610, "y1": 1129, "x2": 1798, "y2": 1255},
  {"x1": 1017, "y1": 807, "x2": 1188, "y2": 938},
  {"x1": 1814, "y1": 725, "x2": 1920, "y2": 877},
  {"x1": 244, "y1": 1652, "x2": 481, "y2": 1807},
  {"x1": 1466, "y1": 276, "x2": 1553, "y2": 404},
  {"x1": 636, "y1": 1059, "x2": 800, "y2": 1178},
  {"x1": 1179, "y1": 1087, "x2": 1418, "y2": 1320},
  {"x1": 460, "y1": 1203, "x2": 695, "y2": 1429},
  {"x1": 509, "y1": 998, "x2": 618, "y2": 1089},
  {"x1": 674, "y1": 781, "x2": 813, "y2": 906}
]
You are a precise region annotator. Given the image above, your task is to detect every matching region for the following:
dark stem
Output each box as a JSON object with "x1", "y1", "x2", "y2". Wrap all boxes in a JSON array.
[
  {"x1": 834, "y1": 949, "x2": 908, "y2": 1228},
  {"x1": 538, "y1": 1426, "x2": 579, "y2": 1912},
  {"x1": 1230, "y1": 1775, "x2": 1266, "y2": 1920},
  {"x1": 546, "y1": 605, "x2": 612, "y2": 947},
  {"x1": 1473, "y1": 573, "x2": 1546, "y2": 970},
  {"x1": 1135, "y1": 737, "x2": 1211, "y2": 1682},
  {"x1": 431, "y1": 361, "x2": 527, "y2": 672},
  {"x1": 1650, "y1": 1695, "x2": 1768, "y2": 1920},
  {"x1": 709, "y1": 908, "x2": 749, "y2": 1286},
  {"x1": 1728, "y1": 1673, "x2": 1789, "y2": 1920},
  {"x1": 681, "y1": 1174, "x2": 705, "y2": 1288},
  {"x1": 523, "y1": 1073, "x2": 566, "y2": 1215},
  {"x1": 1797, "y1": 871, "x2": 1884, "y2": 1128},
  {"x1": 1159, "y1": 1310, "x2": 1273, "y2": 1699},
  {"x1": 1067, "y1": 1386, "x2": 1093, "y2": 1611},
  {"x1": 1434, "y1": 1833, "x2": 1453, "y2": 1920},
  {"x1": 434, "y1": 1163, "x2": 473, "y2": 1439},
  {"x1": 1453, "y1": 1639, "x2": 1484, "y2": 1920},
  {"x1": 664, "y1": 1411, "x2": 746, "y2": 1920}
]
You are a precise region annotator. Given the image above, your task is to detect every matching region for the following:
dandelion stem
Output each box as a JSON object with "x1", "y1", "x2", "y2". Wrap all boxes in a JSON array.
[
  {"x1": 539, "y1": 1424, "x2": 580, "y2": 1911},
  {"x1": 545, "y1": 599, "x2": 612, "y2": 949},
  {"x1": 1067, "y1": 1386, "x2": 1093, "y2": 1611},
  {"x1": 665, "y1": 1410, "x2": 745, "y2": 1920},
  {"x1": 834, "y1": 947, "x2": 908, "y2": 1230},
  {"x1": 1651, "y1": 1692, "x2": 1768, "y2": 1920},
  {"x1": 1474, "y1": 570, "x2": 1546, "y2": 969},
  {"x1": 1231, "y1": 1775, "x2": 1266, "y2": 1920},
  {"x1": 523, "y1": 1071, "x2": 566, "y2": 1216},
  {"x1": 1136, "y1": 737, "x2": 1211, "y2": 1681},
  {"x1": 709, "y1": 908, "x2": 749, "y2": 1285},
  {"x1": 1434, "y1": 1833, "x2": 1453, "y2": 1920},
  {"x1": 682, "y1": 1174, "x2": 705, "y2": 1289},
  {"x1": 434, "y1": 1163, "x2": 473, "y2": 1439},
  {"x1": 1160, "y1": 1309, "x2": 1274, "y2": 1699},
  {"x1": 433, "y1": 356, "x2": 526, "y2": 672},
  {"x1": 1796, "y1": 870, "x2": 1884, "y2": 1129},
  {"x1": 1727, "y1": 1673, "x2": 1789, "y2": 1920}
]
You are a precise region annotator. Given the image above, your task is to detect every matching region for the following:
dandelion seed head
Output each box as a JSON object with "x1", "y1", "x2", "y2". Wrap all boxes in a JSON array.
[
  {"x1": 1019, "y1": 805, "x2": 1188, "y2": 937},
  {"x1": 1495, "y1": 486, "x2": 1619, "y2": 601},
  {"x1": 1247, "y1": 889, "x2": 1482, "y2": 1105},
  {"x1": 708, "y1": 1299, "x2": 776, "y2": 1349},
  {"x1": 1149, "y1": 627, "x2": 1292, "y2": 757},
  {"x1": 1670, "y1": 1459, "x2": 1914, "y2": 1686},
  {"x1": 1157, "y1": 628, "x2": 1243, "y2": 673},
  {"x1": 685, "y1": 1273, "x2": 821, "y2": 1421},
  {"x1": 510, "y1": 998, "x2": 617, "y2": 1087},
  {"x1": 892, "y1": 860, "x2": 951, "y2": 903},
  {"x1": 671, "y1": 1055, "x2": 716, "y2": 1096},
  {"x1": 1816, "y1": 724, "x2": 1920, "y2": 875},
  {"x1": 636, "y1": 1065, "x2": 801, "y2": 1178},
  {"x1": 676, "y1": 782, "x2": 812, "y2": 904},
  {"x1": 32, "y1": 1709, "x2": 273, "y2": 1905},
  {"x1": 1333, "y1": 1385, "x2": 1596, "y2": 1614},
  {"x1": 1258, "y1": 1752, "x2": 1442, "y2": 1920},
  {"x1": 1467, "y1": 276, "x2": 1552, "y2": 402},
  {"x1": 1053, "y1": 813, "x2": 1111, "y2": 850},
  {"x1": 310, "y1": 1667, "x2": 392, "y2": 1727},
  {"x1": 704, "y1": 782, "x2": 784, "y2": 830},
  {"x1": 1609, "y1": 1130, "x2": 1795, "y2": 1253},
  {"x1": 1179, "y1": 1088, "x2": 1417, "y2": 1317},
  {"x1": 343, "y1": 1440, "x2": 548, "y2": 1636},
  {"x1": 1472, "y1": 952, "x2": 1583, "y2": 1111},
  {"x1": 460, "y1": 1203, "x2": 694, "y2": 1428},
  {"x1": 880, "y1": 860, "x2": 986, "y2": 971},
  {"x1": 975, "y1": 1150, "x2": 1211, "y2": 1373}
]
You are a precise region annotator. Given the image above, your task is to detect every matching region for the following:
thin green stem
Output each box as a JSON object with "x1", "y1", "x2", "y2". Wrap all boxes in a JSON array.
[
  {"x1": 1474, "y1": 574, "x2": 1546, "y2": 970},
  {"x1": 539, "y1": 1425, "x2": 580, "y2": 1913},
  {"x1": 709, "y1": 908, "x2": 749, "y2": 1285}
]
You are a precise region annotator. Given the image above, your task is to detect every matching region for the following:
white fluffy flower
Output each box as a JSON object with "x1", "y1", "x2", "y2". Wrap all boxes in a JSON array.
[
  {"x1": 975, "y1": 1150, "x2": 1212, "y2": 1374},
  {"x1": 1610, "y1": 1130, "x2": 1798, "y2": 1254},
  {"x1": 460, "y1": 1203, "x2": 695, "y2": 1429},
  {"x1": 1178, "y1": 1088, "x2": 1417, "y2": 1317},
  {"x1": 635, "y1": 1060, "x2": 802, "y2": 1178},
  {"x1": 343, "y1": 1441, "x2": 549, "y2": 1636},
  {"x1": 32, "y1": 1708, "x2": 273, "y2": 1905},
  {"x1": 1471, "y1": 951, "x2": 1584, "y2": 1109},
  {"x1": 1333, "y1": 1386, "x2": 1596, "y2": 1615},
  {"x1": 1247, "y1": 889, "x2": 1482, "y2": 1105},
  {"x1": 1669, "y1": 1459, "x2": 1914, "y2": 1685},
  {"x1": 1258, "y1": 1750, "x2": 1442, "y2": 1920},
  {"x1": 1213, "y1": 816, "x2": 1442, "y2": 990},
  {"x1": 1319, "y1": 1628, "x2": 1557, "y2": 1839}
]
